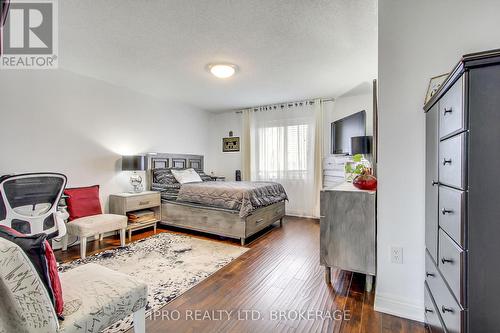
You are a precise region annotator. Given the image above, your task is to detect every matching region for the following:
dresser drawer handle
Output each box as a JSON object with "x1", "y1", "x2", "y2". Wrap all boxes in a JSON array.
[
  {"x1": 441, "y1": 208, "x2": 453, "y2": 215},
  {"x1": 425, "y1": 307, "x2": 434, "y2": 314},
  {"x1": 441, "y1": 306, "x2": 454, "y2": 314},
  {"x1": 443, "y1": 107, "x2": 453, "y2": 115},
  {"x1": 426, "y1": 272, "x2": 435, "y2": 277},
  {"x1": 139, "y1": 201, "x2": 150, "y2": 205},
  {"x1": 255, "y1": 218, "x2": 264, "y2": 224},
  {"x1": 441, "y1": 257, "x2": 454, "y2": 264},
  {"x1": 442, "y1": 158, "x2": 452, "y2": 165}
]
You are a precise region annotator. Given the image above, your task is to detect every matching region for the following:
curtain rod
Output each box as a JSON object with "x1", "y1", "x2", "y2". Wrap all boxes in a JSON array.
[{"x1": 234, "y1": 97, "x2": 335, "y2": 114}]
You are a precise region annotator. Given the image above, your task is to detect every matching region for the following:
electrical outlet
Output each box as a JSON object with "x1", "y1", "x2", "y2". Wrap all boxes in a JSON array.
[{"x1": 391, "y1": 247, "x2": 403, "y2": 264}]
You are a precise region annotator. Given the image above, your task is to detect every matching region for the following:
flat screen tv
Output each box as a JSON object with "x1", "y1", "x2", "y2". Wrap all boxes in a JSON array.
[{"x1": 331, "y1": 110, "x2": 366, "y2": 155}]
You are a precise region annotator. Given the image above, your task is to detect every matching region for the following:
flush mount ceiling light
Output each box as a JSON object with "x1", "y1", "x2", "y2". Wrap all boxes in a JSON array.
[{"x1": 208, "y1": 63, "x2": 238, "y2": 79}]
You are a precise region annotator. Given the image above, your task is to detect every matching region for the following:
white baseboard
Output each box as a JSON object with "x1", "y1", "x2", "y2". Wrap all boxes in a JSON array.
[{"x1": 374, "y1": 292, "x2": 424, "y2": 323}]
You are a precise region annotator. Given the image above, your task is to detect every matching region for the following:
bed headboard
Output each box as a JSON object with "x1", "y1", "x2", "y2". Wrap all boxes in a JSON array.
[
  {"x1": 148, "y1": 153, "x2": 204, "y2": 172},
  {"x1": 147, "y1": 153, "x2": 205, "y2": 190}
]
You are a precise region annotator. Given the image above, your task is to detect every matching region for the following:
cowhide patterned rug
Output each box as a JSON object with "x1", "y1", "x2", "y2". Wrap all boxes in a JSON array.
[{"x1": 59, "y1": 232, "x2": 248, "y2": 333}]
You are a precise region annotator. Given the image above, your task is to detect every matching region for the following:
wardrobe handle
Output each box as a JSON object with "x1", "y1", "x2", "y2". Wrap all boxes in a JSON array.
[
  {"x1": 443, "y1": 158, "x2": 452, "y2": 165},
  {"x1": 441, "y1": 208, "x2": 453, "y2": 215},
  {"x1": 444, "y1": 107, "x2": 453, "y2": 115},
  {"x1": 426, "y1": 272, "x2": 435, "y2": 277},
  {"x1": 441, "y1": 257, "x2": 454, "y2": 264},
  {"x1": 441, "y1": 305, "x2": 454, "y2": 314},
  {"x1": 425, "y1": 307, "x2": 434, "y2": 313}
]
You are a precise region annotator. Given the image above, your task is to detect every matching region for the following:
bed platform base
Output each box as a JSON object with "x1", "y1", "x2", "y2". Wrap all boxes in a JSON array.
[{"x1": 160, "y1": 201, "x2": 285, "y2": 245}]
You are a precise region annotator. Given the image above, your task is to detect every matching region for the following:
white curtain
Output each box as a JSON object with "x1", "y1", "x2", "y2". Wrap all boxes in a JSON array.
[
  {"x1": 313, "y1": 99, "x2": 324, "y2": 217},
  {"x1": 249, "y1": 102, "x2": 318, "y2": 217},
  {"x1": 241, "y1": 109, "x2": 252, "y2": 181}
]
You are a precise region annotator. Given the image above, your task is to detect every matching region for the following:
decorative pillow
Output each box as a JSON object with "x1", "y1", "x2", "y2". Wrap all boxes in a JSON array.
[
  {"x1": 44, "y1": 239, "x2": 64, "y2": 317},
  {"x1": 152, "y1": 168, "x2": 179, "y2": 185},
  {"x1": 0, "y1": 225, "x2": 64, "y2": 318},
  {"x1": 151, "y1": 183, "x2": 181, "y2": 201},
  {"x1": 171, "y1": 168, "x2": 203, "y2": 184},
  {"x1": 64, "y1": 185, "x2": 102, "y2": 221},
  {"x1": 196, "y1": 171, "x2": 214, "y2": 182}
]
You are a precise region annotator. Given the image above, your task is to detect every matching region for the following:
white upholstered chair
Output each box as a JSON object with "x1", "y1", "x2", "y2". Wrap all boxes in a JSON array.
[
  {"x1": 62, "y1": 213, "x2": 128, "y2": 259},
  {"x1": 0, "y1": 237, "x2": 148, "y2": 333}
]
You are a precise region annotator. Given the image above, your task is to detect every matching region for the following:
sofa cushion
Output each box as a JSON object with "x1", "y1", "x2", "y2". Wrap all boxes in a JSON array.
[
  {"x1": 64, "y1": 185, "x2": 102, "y2": 221},
  {"x1": 66, "y1": 214, "x2": 127, "y2": 237},
  {"x1": 59, "y1": 263, "x2": 148, "y2": 333}
]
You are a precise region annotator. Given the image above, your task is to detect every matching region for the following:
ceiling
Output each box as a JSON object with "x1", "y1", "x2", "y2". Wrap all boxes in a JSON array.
[{"x1": 59, "y1": 0, "x2": 377, "y2": 111}]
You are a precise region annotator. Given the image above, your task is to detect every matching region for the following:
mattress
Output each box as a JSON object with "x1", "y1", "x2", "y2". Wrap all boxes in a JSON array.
[{"x1": 175, "y1": 181, "x2": 288, "y2": 217}]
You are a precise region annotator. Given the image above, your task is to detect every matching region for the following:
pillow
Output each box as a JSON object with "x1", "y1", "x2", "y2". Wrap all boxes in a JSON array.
[
  {"x1": 171, "y1": 168, "x2": 203, "y2": 184},
  {"x1": 0, "y1": 225, "x2": 64, "y2": 319},
  {"x1": 196, "y1": 170, "x2": 214, "y2": 182},
  {"x1": 153, "y1": 168, "x2": 179, "y2": 185},
  {"x1": 64, "y1": 185, "x2": 102, "y2": 221}
]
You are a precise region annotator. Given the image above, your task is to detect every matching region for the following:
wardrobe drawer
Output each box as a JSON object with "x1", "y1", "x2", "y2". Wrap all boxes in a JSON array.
[
  {"x1": 439, "y1": 133, "x2": 466, "y2": 190},
  {"x1": 438, "y1": 229, "x2": 466, "y2": 307},
  {"x1": 425, "y1": 249, "x2": 440, "y2": 287},
  {"x1": 126, "y1": 193, "x2": 161, "y2": 211},
  {"x1": 439, "y1": 77, "x2": 465, "y2": 139},
  {"x1": 439, "y1": 186, "x2": 466, "y2": 248},
  {"x1": 427, "y1": 257, "x2": 465, "y2": 333},
  {"x1": 425, "y1": 282, "x2": 446, "y2": 333}
]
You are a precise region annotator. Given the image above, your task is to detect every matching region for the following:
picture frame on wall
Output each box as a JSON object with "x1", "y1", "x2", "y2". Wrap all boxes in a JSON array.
[
  {"x1": 223, "y1": 137, "x2": 240, "y2": 152},
  {"x1": 424, "y1": 73, "x2": 449, "y2": 105}
]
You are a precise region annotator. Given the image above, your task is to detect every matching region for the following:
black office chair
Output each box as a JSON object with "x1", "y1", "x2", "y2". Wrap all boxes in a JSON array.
[{"x1": 0, "y1": 173, "x2": 67, "y2": 239}]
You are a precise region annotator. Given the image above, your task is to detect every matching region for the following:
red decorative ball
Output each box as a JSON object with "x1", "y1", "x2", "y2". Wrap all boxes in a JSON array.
[{"x1": 353, "y1": 174, "x2": 377, "y2": 191}]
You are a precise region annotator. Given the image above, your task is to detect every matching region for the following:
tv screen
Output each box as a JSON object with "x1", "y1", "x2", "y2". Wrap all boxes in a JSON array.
[{"x1": 331, "y1": 110, "x2": 366, "y2": 155}]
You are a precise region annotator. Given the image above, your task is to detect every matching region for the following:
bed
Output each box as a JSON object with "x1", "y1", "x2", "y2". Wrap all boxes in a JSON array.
[{"x1": 148, "y1": 153, "x2": 287, "y2": 245}]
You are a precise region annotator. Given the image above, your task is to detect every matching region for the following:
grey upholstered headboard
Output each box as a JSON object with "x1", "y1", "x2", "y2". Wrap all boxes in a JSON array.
[{"x1": 148, "y1": 153, "x2": 204, "y2": 172}]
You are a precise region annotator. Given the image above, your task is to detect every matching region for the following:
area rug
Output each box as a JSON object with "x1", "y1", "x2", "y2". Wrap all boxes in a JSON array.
[{"x1": 59, "y1": 232, "x2": 248, "y2": 333}]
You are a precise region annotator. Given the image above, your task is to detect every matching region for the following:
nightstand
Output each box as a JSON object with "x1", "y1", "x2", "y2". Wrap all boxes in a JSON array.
[{"x1": 109, "y1": 191, "x2": 161, "y2": 242}]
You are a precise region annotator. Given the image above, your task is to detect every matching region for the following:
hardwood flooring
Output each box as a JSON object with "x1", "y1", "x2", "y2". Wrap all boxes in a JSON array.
[{"x1": 55, "y1": 216, "x2": 426, "y2": 333}]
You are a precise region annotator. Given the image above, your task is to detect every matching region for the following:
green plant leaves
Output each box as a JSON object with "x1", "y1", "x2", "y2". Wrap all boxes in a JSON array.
[{"x1": 352, "y1": 154, "x2": 363, "y2": 163}]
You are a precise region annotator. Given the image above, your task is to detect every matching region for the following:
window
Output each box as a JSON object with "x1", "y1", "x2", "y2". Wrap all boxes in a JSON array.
[{"x1": 256, "y1": 124, "x2": 310, "y2": 180}]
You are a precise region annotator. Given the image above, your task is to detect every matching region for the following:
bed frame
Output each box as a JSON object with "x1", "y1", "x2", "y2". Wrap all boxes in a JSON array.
[{"x1": 147, "y1": 153, "x2": 285, "y2": 245}]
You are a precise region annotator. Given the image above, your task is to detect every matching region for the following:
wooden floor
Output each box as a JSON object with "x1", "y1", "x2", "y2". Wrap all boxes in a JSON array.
[{"x1": 55, "y1": 216, "x2": 426, "y2": 333}]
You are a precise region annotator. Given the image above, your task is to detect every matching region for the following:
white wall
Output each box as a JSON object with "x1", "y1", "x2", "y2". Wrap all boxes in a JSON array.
[
  {"x1": 0, "y1": 69, "x2": 209, "y2": 211},
  {"x1": 323, "y1": 91, "x2": 373, "y2": 157},
  {"x1": 206, "y1": 91, "x2": 373, "y2": 180},
  {"x1": 377, "y1": 0, "x2": 500, "y2": 321},
  {"x1": 205, "y1": 111, "x2": 242, "y2": 181}
]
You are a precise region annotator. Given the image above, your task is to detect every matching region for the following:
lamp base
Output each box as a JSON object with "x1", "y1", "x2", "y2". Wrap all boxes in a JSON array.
[{"x1": 129, "y1": 173, "x2": 144, "y2": 193}]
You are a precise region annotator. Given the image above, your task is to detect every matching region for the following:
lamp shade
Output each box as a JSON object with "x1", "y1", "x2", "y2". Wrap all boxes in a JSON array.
[
  {"x1": 351, "y1": 136, "x2": 372, "y2": 155},
  {"x1": 122, "y1": 155, "x2": 147, "y2": 171}
]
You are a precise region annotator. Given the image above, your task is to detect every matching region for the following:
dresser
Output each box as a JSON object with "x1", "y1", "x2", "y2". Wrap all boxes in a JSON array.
[
  {"x1": 423, "y1": 49, "x2": 500, "y2": 333},
  {"x1": 320, "y1": 182, "x2": 376, "y2": 291}
]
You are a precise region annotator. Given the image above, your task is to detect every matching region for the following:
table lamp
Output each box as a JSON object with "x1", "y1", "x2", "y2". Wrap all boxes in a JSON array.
[{"x1": 122, "y1": 155, "x2": 147, "y2": 193}]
